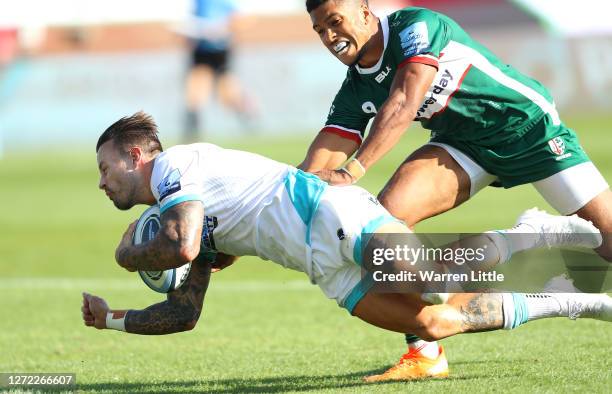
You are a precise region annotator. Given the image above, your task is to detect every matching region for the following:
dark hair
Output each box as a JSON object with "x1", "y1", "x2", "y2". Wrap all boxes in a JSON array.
[
  {"x1": 306, "y1": 0, "x2": 329, "y2": 12},
  {"x1": 96, "y1": 111, "x2": 163, "y2": 154},
  {"x1": 306, "y1": 0, "x2": 367, "y2": 13}
]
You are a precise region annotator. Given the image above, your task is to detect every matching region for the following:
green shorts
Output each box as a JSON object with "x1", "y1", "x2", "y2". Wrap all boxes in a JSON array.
[{"x1": 430, "y1": 114, "x2": 591, "y2": 188}]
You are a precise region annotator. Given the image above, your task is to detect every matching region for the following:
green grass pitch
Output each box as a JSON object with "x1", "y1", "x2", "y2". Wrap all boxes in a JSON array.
[{"x1": 1, "y1": 116, "x2": 611, "y2": 393}]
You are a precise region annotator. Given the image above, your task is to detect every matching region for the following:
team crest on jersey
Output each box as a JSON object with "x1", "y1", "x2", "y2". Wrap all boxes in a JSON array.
[
  {"x1": 399, "y1": 22, "x2": 430, "y2": 58},
  {"x1": 157, "y1": 168, "x2": 181, "y2": 201},
  {"x1": 548, "y1": 137, "x2": 565, "y2": 156}
]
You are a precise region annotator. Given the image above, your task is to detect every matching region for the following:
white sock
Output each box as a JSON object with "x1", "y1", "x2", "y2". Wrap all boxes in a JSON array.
[
  {"x1": 483, "y1": 231, "x2": 512, "y2": 264},
  {"x1": 502, "y1": 293, "x2": 564, "y2": 330},
  {"x1": 524, "y1": 293, "x2": 564, "y2": 320},
  {"x1": 486, "y1": 222, "x2": 541, "y2": 263},
  {"x1": 409, "y1": 340, "x2": 439, "y2": 359}
]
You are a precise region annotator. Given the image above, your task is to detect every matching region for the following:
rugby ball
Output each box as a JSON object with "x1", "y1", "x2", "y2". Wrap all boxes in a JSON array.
[{"x1": 133, "y1": 205, "x2": 191, "y2": 293}]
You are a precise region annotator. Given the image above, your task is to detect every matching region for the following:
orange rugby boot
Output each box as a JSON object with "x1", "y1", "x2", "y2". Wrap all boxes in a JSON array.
[{"x1": 364, "y1": 345, "x2": 449, "y2": 382}]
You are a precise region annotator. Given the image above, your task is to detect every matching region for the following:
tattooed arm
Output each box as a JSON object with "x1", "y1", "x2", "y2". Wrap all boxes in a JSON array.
[
  {"x1": 115, "y1": 200, "x2": 205, "y2": 272},
  {"x1": 124, "y1": 257, "x2": 211, "y2": 334},
  {"x1": 82, "y1": 258, "x2": 212, "y2": 335}
]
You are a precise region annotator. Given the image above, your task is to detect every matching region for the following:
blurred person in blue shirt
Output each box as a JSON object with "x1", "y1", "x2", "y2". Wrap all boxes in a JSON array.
[{"x1": 184, "y1": 0, "x2": 257, "y2": 141}]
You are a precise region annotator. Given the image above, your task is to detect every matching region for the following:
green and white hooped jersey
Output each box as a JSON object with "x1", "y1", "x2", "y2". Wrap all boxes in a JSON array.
[{"x1": 322, "y1": 7, "x2": 559, "y2": 145}]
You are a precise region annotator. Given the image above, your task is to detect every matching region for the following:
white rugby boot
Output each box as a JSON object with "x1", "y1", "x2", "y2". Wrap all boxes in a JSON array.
[
  {"x1": 543, "y1": 274, "x2": 612, "y2": 322},
  {"x1": 515, "y1": 208, "x2": 602, "y2": 249}
]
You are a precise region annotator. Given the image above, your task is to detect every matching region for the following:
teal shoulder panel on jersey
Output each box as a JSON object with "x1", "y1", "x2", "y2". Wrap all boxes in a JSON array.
[{"x1": 283, "y1": 169, "x2": 327, "y2": 246}]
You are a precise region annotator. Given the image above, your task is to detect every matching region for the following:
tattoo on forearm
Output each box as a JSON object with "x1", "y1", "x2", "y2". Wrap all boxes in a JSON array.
[
  {"x1": 459, "y1": 294, "x2": 504, "y2": 332},
  {"x1": 125, "y1": 201, "x2": 204, "y2": 271},
  {"x1": 125, "y1": 262, "x2": 211, "y2": 335}
]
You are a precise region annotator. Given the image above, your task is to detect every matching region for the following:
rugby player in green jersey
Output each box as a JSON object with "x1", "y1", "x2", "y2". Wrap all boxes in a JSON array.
[{"x1": 299, "y1": 0, "x2": 611, "y2": 382}]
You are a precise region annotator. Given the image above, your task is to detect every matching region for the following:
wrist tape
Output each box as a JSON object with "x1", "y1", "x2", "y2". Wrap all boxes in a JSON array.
[
  {"x1": 342, "y1": 158, "x2": 366, "y2": 182},
  {"x1": 106, "y1": 311, "x2": 127, "y2": 331}
]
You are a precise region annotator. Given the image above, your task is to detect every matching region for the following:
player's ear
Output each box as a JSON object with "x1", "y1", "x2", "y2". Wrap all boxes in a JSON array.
[
  {"x1": 359, "y1": 0, "x2": 371, "y2": 23},
  {"x1": 128, "y1": 146, "x2": 143, "y2": 167}
]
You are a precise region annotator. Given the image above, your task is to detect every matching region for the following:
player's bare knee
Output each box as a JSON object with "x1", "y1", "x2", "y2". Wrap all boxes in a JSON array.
[
  {"x1": 378, "y1": 190, "x2": 424, "y2": 227},
  {"x1": 377, "y1": 192, "x2": 403, "y2": 218}
]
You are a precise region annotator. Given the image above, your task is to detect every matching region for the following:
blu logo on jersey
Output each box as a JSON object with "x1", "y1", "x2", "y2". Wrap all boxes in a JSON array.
[
  {"x1": 157, "y1": 168, "x2": 181, "y2": 201},
  {"x1": 375, "y1": 66, "x2": 392, "y2": 83}
]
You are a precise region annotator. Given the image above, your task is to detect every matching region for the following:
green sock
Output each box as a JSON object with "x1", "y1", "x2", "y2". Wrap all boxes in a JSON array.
[{"x1": 405, "y1": 334, "x2": 421, "y2": 344}]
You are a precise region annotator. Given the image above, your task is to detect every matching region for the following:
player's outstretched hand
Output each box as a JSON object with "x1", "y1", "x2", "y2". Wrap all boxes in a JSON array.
[
  {"x1": 115, "y1": 220, "x2": 138, "y2": 272},
  {"x1": 82, "y1": 292, "x2": 110, "y2": 330},
  {"x1": 313, "y1": 169, "x2": 354, "y2": 186}
]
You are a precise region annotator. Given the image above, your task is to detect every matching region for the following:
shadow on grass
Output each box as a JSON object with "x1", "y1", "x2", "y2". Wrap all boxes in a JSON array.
[
  {"x1": 73, "y1": 368, "x2": 517, "y2": 393},
  {"x1": 452, "y1": 358, "x2": 535, "y2": 366}
]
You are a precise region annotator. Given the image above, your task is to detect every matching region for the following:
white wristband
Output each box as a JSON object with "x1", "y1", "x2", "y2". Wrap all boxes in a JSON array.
[{"x1": 106, "y1": 311, "x2": 127, "y2": 331}]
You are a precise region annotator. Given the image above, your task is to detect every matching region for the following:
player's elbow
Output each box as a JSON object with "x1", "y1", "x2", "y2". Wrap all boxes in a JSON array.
[
  {"x1": 178, "y1": 247, "x2": 199, "y2": 263},
  {"x1": 160, "y1": 230, "x2": 201, "y2": 265},
  {"x1": 183, "y1": 319, "x2": 199, "y2": 331},
  {"x1": 177, "y1": 241, "x2": 201, "y2": 263},
  {"x1": 178, "y1": 310, "x2": 202, "y2": 332}
]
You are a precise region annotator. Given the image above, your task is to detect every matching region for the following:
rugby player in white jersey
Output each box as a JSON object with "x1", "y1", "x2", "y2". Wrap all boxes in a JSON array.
[
  {"x1": 298, "y1": 0, "x2": 612, "y2": 380},
  {"x1": 82, "y1": 112, "x2": 611, "y2": 380}
]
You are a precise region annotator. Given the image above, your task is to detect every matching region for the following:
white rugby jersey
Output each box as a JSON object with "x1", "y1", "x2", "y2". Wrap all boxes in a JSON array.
[{"x1": 150, "y1": 143, "x2": 327, "y2": 276}]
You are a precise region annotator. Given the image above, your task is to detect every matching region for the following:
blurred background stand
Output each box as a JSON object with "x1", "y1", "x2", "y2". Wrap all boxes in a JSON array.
[{"x1": 0, "y1": 0, "x2": 610, "y2": 152}]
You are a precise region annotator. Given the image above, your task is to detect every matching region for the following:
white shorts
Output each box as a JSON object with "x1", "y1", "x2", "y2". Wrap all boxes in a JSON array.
[
  {"x1": 309, "y1": 185, "x2": 400, "y2": 313},
  {"x1": 532, "y1": 161, "x2": 609, "y2": 214},
  {"x1": 427, "y1": 142, "x2": 497, "y2": 197},
  {"x1": 428, "y1": 143, "x2": 609, "y2": 215}
]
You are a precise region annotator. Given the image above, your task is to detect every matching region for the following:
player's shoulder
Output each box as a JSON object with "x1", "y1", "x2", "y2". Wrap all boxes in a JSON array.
[
  {"x1": 151, "y1": 144, "x2": 217, "y2": 200},
  {"x1": 153, "y1": 144, "x2": 215, "y2": 176},
  {"x1": 154, "y1": 145, "x2": 190, "y2": 168},
  {"x1": 160, "y1": 143, "x2": 220, "y2": 160},
  {"x1": 387, "y1": 7, "x2": 443, "y2": 29}
]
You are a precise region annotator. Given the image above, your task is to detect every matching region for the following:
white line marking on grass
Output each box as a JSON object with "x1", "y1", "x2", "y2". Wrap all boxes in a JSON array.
[{"x1": 0, "y1": 278, "x2": 315, "y2": 291}]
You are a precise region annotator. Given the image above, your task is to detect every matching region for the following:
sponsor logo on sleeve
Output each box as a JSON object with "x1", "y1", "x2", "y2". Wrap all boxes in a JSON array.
[
  {"x1": 157, "y1": 168, "x2": 182, "y2": 200},
  {"x1": 399, "y1": 22, "x2": 430, "y2": 58}
]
